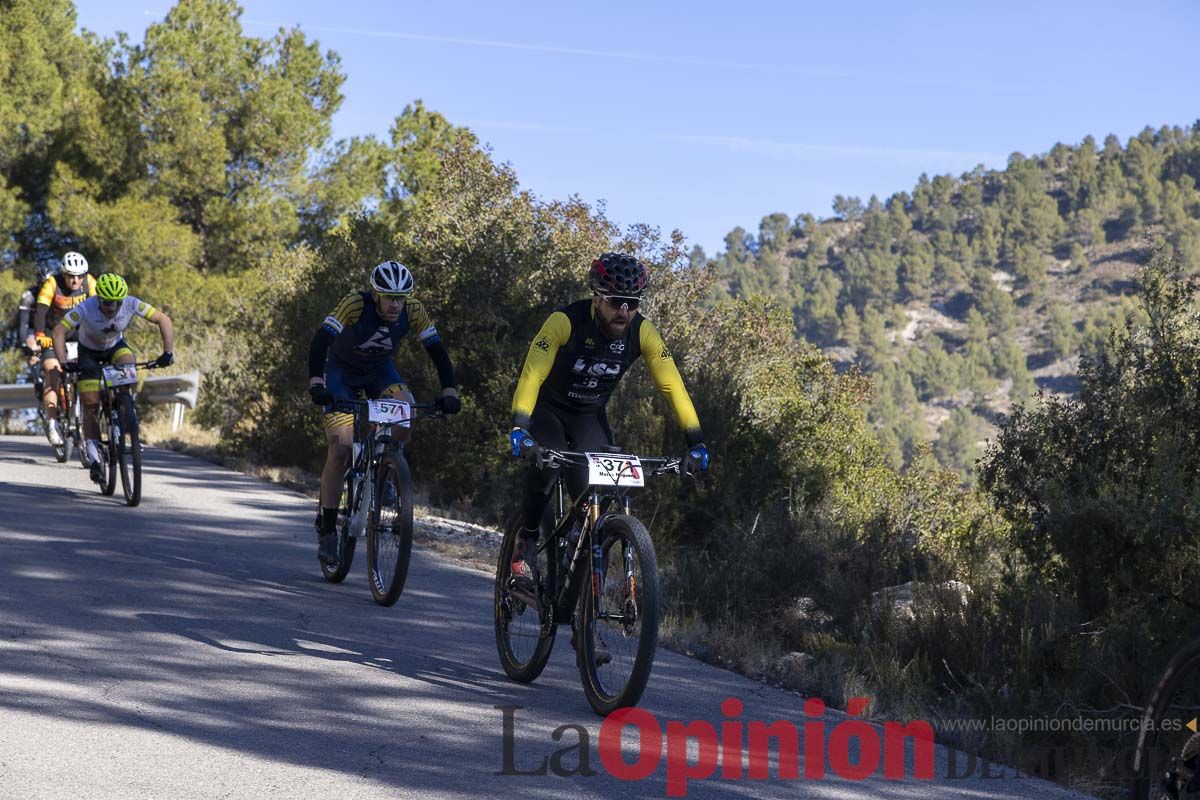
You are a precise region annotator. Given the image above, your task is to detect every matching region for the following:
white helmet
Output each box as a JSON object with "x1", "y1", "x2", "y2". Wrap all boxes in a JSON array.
[
  {"x1": 62, "y1": 251, "x2": 89, "y2": 276},
  {"x1": 370, "y1": 260, "x2": 414, "y2": 295}
]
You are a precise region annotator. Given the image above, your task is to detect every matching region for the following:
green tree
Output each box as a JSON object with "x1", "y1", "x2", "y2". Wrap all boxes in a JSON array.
[
  {"x1": 0, "y1": 0, "x2": 95, "y2": 260},
  {"x1": 979, "y1": 248, "x2": 1200, "y2": 620},
  {"x1": 831, "y1": 194, "x2": 864, "y2": 221},
  {"x1": 899, "y1": 239, "x2": 934, "y2": 302},
  {"x1": 934, "y1": 407, "x2": 985, "y2": 482},
  {"x1": 89, "y1": 0, "x2": 346, "y2": 269},
  {"x1": 1042, "y1": 301, "x2": 1078, "y2": 358}
]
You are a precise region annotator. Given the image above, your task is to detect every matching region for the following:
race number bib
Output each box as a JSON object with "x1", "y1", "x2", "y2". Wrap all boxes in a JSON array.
[
  {"x1": 367, "y1": 398, "x2": 411, "y2": 426},
  {"x1": 586, "y1": 453, "x2": 644, "y2": 487},
  {"x1": 102, "y1": 364, "x2": 138, "y2": 387}
]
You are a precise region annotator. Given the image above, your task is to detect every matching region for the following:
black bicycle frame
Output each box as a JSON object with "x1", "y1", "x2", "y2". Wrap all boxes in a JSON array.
[{"x1": 533, "y1": 451, "x2": 677, "y2": 632}]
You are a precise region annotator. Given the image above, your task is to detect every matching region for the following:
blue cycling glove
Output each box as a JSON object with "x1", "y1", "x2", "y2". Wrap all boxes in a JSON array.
[
  {"x1": 685, "y1": 443, "x2": 710, "y2": 474},
  {"x1": 510, "y1": 427, "x2": 536, "y2": 458}
]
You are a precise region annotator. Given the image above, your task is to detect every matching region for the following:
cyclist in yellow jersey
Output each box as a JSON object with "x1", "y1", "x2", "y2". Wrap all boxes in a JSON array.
[
  {"x1": 508, "y1": 253, "x2": 709, "y2": 586},
  {"x1": 31, "y1": 252, "x2": 96, "y2": 448},
  {"x1": 307, "y1": 260, "x2": 461, "y2": 566}
]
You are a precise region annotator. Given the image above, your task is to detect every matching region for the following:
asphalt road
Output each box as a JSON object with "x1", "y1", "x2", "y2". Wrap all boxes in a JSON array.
[{"x1": 0, "y1": 434, "x2": 1101, "y2": 799}]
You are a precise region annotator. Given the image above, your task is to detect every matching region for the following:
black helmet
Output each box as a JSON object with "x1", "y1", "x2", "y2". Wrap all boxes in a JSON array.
[{"x1": 588, "y1": 253, "x2": 649, "y2": 297}]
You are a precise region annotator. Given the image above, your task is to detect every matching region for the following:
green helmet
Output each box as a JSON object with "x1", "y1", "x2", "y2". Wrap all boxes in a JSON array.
[{"x1": 95, "y1": 272, "x2": 128, "y2": 302}]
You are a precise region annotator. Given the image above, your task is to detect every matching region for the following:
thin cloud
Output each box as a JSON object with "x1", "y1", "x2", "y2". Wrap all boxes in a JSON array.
[
  {"x1": 463, "y1": 120, "x2": 1007, "y2": 166},
  {"x1": 662, "y1": 133, "x2": 1007, "y2": 165},
  {"x1": 241, "y1": 18, "x2": 848, "y2": 79},
  {"x1": 242, "y1": 18, "x2": 1030, "y2": 92}
]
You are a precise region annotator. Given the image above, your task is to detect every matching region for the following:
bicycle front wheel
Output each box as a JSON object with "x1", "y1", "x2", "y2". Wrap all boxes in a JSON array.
[
  {"x1": 578, "y1": 514, "x2": 660, "y2": 716},
  {"x1": 71, "y1": 389, "x2": 87, "y2": 470},
  {"x1": 98, "y1": 403, "x2": 116, "y2": 496},
  {"x1": 1132, "y1": 637, "x2": 1200, "y2": 800},
  {"x1": 115, "y1": 393, "x2": 142, "y2": 506},
  {"x1": 494, "y1": 513, "x2": 557, "y2": 683},
  {"x1": 320, "y1": 473, "x2": 358, "y2": 583},
  {"x1": 366, "y1": 452, "x2": 413, "y2": 606}
]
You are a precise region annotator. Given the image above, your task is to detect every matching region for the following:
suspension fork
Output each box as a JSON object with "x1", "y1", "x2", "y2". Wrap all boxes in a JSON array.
[{"x1": 588, "y1": 495, "x2": 606, "y2": 619}]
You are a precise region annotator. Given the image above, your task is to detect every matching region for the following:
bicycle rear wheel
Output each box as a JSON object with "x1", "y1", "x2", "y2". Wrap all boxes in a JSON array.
[
  {"x1": 578, "y1": 514, "x2": 660, "y2": 716},
  {"x1": 366, "y1": 452, "x2": 413, "y2": 606},
  {"x1": 115, "y1": 393, "x2": 142, "y2": 506},
  {"x1": 320, "y1": 472, "x2": 358, "y2": 583},
  {"x1": 1132, "y1": 636, "x2": 1200, "y2": 799},
  {"x1": 494, "y1": 513, "x2": 557, "y2": 683}
]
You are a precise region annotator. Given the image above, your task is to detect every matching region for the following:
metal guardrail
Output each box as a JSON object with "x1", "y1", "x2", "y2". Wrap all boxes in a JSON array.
[{"x1": 0, "y1": 371, "x2": 201, "y2": 430}]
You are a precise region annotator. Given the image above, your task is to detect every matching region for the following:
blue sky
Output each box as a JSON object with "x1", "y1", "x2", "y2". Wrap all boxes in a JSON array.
[{"x1": 74, "y1": 1, "x2": 1199, "y2": 256}]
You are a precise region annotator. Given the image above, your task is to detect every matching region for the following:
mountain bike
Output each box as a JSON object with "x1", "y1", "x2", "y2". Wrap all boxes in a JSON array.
[
  {"x1": 85, "y1": 360, "x2": 161, "y2": 506},
  {"x1": 319, "y1": 398, "x2": 441, "y2": 606},
  {"x1": 44, "y1": 341, "x2": 82, "y2": 464},
  {"x1": 494, "y1": 447, "x2": 683, "y2": 715},
  {"x1": 1132, "y1": 636, "x2": 1200, "y2": 799}
]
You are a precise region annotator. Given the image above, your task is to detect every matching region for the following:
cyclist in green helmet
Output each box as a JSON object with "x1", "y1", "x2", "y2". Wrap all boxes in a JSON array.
[{"x1": 52, "y1": 272, "x2": 174, "y2": 482}]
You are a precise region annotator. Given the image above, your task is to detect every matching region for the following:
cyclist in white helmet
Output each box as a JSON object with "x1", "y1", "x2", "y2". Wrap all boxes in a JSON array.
[
  {"x1": 32, "y1": 251, "x2": 95, "y2": 448},
  {"x1": 306, "y1": 260, "x2": 461, "y2": 566}
]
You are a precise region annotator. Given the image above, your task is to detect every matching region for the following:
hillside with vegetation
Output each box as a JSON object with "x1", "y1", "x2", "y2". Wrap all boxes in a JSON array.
[
  {"x1": 2, "y1": 2, "x2": 1199, "y2": 797},
  {"x1": 706, "y1": 128, "x2": 1200, "y2": 478}
]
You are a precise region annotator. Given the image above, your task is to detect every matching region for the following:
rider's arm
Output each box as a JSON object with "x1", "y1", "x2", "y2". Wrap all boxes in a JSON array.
[
  {"x1": 406, "y1": 299, "x2": 456, "y2": 391},
  {"x1": 149, "y1": 309, "x2": 174, "y2": 353},
  {"x1": 638, "y1": 319, "x2": 705, "y2": 447},
  {"x1": 511, "y1": 311, "x2": 571, "y2": 429},
  {"x1": 18, "y1": 290, "x2": 34, "y2": 347},
  {"x1": 51, "y1": 320, "x2": 69, "y2": 366},
  {"x1": 33, "y1": 277, "x2": 55, "y2": 339},
  {"x1": 308, "y1": 292, "x2": 362, "y2": 383}
]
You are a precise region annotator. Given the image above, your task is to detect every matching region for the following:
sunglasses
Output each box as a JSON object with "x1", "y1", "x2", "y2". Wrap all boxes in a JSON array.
[
  {"x1": 99, "y1": 298, "x2": 120, "y2": 309},
  {"x1": 377, "y1": 293, "x2": 409, "y2": 301},
  {"x1": 598, "y1": 294, "x2": 640, "y2": 311}
]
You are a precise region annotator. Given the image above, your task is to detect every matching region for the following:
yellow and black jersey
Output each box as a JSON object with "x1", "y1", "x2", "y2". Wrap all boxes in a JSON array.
[
  {"x1": 512, "y1": 299, "x2": 703, "y2": 445},
  {"x1": 35, "y1": 274, "x2": 96, "y2": 330},
  {"x1": 308, "y1": 290, "x2": 456, "y2": 392},
  {"x1": 322, "y1": 291, "x2": 439, "y2": 368}
]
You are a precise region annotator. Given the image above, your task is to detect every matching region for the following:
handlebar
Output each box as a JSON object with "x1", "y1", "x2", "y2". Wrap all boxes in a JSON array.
[
  {"x1": 61, "y1": 360, "x2": 166, "y2": 374},
  {"x1": 531, "y1": 448, "x2": 683, "y2": 477},
  {"x1": 330, "y1": 399, "x2": 447, "y2": 420}
]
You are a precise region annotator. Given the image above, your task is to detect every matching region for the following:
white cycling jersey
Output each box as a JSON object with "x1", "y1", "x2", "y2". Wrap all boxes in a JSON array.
[{"x1": 61, "y1": 295, "x2": 157, "y2": 351}]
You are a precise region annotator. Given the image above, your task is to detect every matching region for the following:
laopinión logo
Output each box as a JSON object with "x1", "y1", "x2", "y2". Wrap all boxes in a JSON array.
[{"x1": 496, "y1": 696, "x2": 935, "y2": 797}]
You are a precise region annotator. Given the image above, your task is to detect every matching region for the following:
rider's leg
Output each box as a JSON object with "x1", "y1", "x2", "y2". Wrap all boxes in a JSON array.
[
  {"x1": 40, "y1": 351, "x2": 64, "y2": 444},
  {"x1": 315, "y1": 420, "x2": 353, "y2": 565},
  {"x1": 511, "y1": 405, "x2": 571, "y2": 580},
  {"x1": 313, "y1": 360, "x2": 357, "y2": 565},
  {"x1": 320, "y1": 421, "x2": 354, "y2": 517},
  {"x1": 562, "y1": 409, "x2": 615, "y2": 499},
  {"x1": 76, "y1": 345, "x2": 119, "y2": 473},
  {"x1": 373, "y1": 361, "x2": 412, "y2": 447},
  {"x1": 42, "y1": 353, "x2": 61, "y2": 419}
]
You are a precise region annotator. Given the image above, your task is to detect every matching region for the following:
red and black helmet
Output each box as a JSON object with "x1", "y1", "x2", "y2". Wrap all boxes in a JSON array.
[{"x1": 588, "y1": 253, "x2": 649, "y2": 297}]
